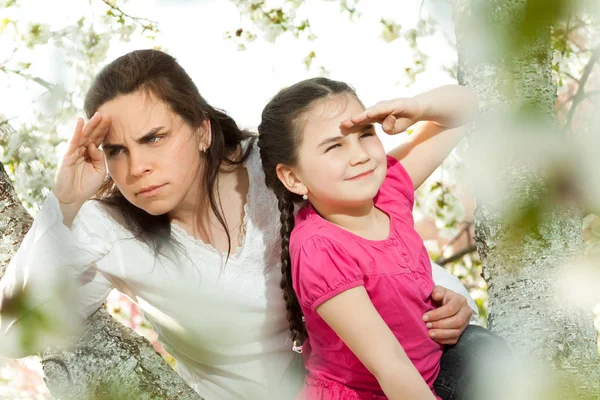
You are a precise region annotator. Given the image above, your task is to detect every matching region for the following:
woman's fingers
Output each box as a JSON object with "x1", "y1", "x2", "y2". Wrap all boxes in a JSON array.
[
  {"x1": 65, "y1": 113, "x2": 111, "y2": 159},
  {"x1": 87, "y1": 142, "x2": 105, "y2": 165},
  {"x1": 65, "y1": 118, "x2": 85, "y2": 155},
  {"x1": 81, "y1": 112, "x2": 103, "y2": 138},
  {"x1": 91, "y1": 114, "x2": 112, "y2": 147},
  {"x1": 428, "y1": 328, "x2": 462, "y2": 345}
]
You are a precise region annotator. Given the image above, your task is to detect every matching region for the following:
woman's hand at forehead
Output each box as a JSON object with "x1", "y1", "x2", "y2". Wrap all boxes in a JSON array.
[
  {"x1": 52, "y1": 112, "x2": 112, "y2": 210},
  {"x1": 340, "y1": 98, "x2": 426, "y2": 135}
]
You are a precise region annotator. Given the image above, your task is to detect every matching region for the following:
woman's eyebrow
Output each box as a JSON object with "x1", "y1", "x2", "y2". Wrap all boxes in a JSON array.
[
  {"x1": 102, "y1": 126, "x2": 166, "y2": 150},
  {"x1": 135, "y1": 126, "x2": 166, "y2": 143}
]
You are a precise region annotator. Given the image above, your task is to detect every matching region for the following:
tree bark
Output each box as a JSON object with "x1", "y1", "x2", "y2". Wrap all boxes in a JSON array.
[
  {"x1": 0, "y1": 161, "x2": 203, "y2": 400},
  {"x1": 454, "y1": 0, "x2": 599, "y2": 395}
]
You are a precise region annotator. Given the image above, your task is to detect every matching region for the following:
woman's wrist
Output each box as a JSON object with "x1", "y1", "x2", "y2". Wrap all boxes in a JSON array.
[{"x1": 56, "y1": 198, "x2": 85, "y2": 229}]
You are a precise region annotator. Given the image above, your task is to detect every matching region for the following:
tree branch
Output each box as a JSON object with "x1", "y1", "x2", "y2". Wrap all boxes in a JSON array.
[
  {"x1": 440, "y1": 221, "x2": 473, "y2": 254},
  {"x1": 100, "y1": 0, "x2": 158, "y2": 32},
  {"x1": 435, "y1": 244, "x2": 477, "y2": 266},
  {"x1": 564, "y1": 46, "x2": 600, "y2": 133},
  {"x1": 563, "y1": 71, "x2": 579, "y2": 83},
  {"x1": 0, "y1": 66, "x2": 56, "y2": 90}
]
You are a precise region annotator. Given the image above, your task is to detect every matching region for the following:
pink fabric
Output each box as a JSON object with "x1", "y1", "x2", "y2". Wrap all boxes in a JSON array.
[{"x1": 290, "y1": 156, "x2": 443, "y2": 400}]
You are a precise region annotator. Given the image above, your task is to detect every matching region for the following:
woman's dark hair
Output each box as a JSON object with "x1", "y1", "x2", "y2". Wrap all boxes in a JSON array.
[
  {"x1": 84, "y1": 49, "x2": 255, "y2": 257},
  {"x1": 257, "y1": 77, "x2": 358, "y2": 348}
]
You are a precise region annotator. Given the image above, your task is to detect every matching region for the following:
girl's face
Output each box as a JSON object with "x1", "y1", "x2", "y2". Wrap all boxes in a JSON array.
[
  {"x1": 98, "y1": 90, "x2": 206, "y2": 216},
  {"x1": 292, "y1": 94, "x2": 387, "y2": 209}
]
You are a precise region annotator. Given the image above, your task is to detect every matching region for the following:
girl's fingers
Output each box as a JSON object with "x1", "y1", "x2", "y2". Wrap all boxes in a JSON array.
[
  {"x1": 382, "y1": 117, "x2": 415, "y2": 135},
  {"x1": 382, "y1": 115, "x2": 396, "y2": 133},
  {"x1": 341, "y1": 101, "x2": 405, "y2": 128}
]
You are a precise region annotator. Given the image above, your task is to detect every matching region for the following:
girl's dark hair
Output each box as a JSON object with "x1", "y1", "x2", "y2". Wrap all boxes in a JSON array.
[
  {"x1": 84, "y1": 49, "x2": 255, "y2": 257},
  {"x1": 257, "y1": 77, "x2": 358, "y2": 347}
]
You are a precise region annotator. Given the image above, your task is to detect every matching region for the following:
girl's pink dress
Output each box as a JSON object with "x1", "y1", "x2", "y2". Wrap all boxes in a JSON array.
[{"x1": 289, "y1": 156, "x2": 443, "y2": 400}]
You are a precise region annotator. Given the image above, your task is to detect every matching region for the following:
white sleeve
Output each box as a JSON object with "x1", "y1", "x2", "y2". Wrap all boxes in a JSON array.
[
  {"x1": 0, "y1": 192, "x2": 117, "y2": 358},
  {"x1": 430, "y1": 261, "x2": 480, "y2": 325}
]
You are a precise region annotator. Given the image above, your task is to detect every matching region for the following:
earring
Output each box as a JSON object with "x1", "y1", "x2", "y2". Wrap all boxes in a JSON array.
[
  {"x1": 200, "y1": 144, "x2": 205, "y2": 153},
  {"x1": 302, "y1": 194, "x2": 308, "y2": 200},
  {"x1": 292, "y1": 341, "x2": 303, "y2": 354}
]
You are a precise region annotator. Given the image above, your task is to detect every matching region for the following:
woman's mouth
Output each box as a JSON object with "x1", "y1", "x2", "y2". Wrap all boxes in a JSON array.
[{"x1": 137, "y1": 184, "x2": 166, "y2": 198}]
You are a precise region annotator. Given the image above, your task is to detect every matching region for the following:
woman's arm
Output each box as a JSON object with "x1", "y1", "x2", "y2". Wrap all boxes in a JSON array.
[
  {"x1": 431, "y1": 261, "x2": 479, "y2": 322},
  {"x1": 341, "y1": 85, "x2": 478, "y2": 190},
  {"x1": 0, "y1": 193, "x2": 114, "y2": 358},
  {"x1": 316, "y1": 286, "x2": 436, "y2": 400}
]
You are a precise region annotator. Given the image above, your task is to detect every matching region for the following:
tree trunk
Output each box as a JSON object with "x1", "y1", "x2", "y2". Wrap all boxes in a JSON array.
[
  {"x1": 0, "y1": 161, "x2": 203, "y2": 400},
  {"x1": 454, "y1": 0, "x2": 599, "y2": 396}
]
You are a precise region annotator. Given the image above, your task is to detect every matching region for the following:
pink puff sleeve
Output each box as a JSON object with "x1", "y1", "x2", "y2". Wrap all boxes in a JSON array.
[
  {"x1": 291, "y1": 236, "x2": 364, "y2": 311},
  {"x1": 377, "y1": 155, "x2": 415, "y2": 211}
]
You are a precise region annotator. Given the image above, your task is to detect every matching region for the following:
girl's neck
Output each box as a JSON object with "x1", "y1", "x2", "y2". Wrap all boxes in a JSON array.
[{"x1": 313, "y1": 200, "x2": 390, "y2": 241}]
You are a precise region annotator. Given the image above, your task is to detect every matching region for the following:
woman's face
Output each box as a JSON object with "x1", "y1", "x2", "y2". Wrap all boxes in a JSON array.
[{"x1": 98, "y1": 90, "x2": 204, "y2": 216}]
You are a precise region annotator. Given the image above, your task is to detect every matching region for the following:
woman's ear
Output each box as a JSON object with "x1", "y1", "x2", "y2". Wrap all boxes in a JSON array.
[
  {"x1": 276, "y1": 164, "x2": 306, "y2": 197},
  {"x1": 199, "y1": 119, "x2": 212, "y2": 150}
]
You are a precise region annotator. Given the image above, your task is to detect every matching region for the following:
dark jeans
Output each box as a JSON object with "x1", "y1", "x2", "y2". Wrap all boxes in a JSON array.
[{"x1": 434, "y1": 325, "x2": 509, "y2": 400}]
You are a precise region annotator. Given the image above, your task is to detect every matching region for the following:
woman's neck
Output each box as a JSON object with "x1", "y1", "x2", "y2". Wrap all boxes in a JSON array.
[
  {"x1": 170, "y1": 158, "x2": 250, "y2": 249},
  {"x1": 169, "y1": 145, "x2": 244, "y2": 227}
]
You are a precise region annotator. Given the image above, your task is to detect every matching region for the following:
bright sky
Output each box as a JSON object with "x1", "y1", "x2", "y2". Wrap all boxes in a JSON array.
[{"x1": 1, "y1": 0, "x2": 458, "y2": 151}]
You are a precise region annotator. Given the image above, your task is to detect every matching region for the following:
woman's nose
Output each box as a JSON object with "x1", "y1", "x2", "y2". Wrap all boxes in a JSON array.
[{"x1": 128, "y1": 150, "x2": 152, "y2": 177}]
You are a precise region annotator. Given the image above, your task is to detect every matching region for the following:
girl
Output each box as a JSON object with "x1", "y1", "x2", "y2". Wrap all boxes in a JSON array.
[
  {"x1": 258, "y1": 77, "x2": 479, "y2": 399},
  {"x1": 1, "y1": 51, "x2": 477, "y2": 400}
]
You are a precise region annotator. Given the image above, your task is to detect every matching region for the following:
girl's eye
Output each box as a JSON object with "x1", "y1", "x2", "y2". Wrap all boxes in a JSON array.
[
  {"x1": 325, "y1": 144, "x2": 341, "y2": 153},
  {"x1": 360, "y1": 132, "x2": 375, "y2": 139}
]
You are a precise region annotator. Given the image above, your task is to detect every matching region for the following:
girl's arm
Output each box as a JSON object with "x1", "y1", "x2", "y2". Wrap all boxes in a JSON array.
[
  {"x1": 341, "y1": 85, "x2": 478, "y2": 190},
  {"x1": 316, "y1": 286, "x2": 437, "y2": 400}
]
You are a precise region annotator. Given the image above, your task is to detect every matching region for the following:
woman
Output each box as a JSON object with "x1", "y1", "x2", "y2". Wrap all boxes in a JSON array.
[{"x1": 0, "y1": 49, "x2": 478, "y2": 400}]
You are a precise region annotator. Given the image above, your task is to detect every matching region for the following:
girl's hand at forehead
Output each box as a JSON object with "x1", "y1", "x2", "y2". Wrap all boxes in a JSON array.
[
  {"x1": 340, "y1": 98, "x2": 426, "y2": 135},
  {"x1": 52, "y1": 112, "x2": 112, "y2": 208}
]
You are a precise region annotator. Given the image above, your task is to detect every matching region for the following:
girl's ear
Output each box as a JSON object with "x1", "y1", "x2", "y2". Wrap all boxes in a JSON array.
[
  {"x1": 276, "y1": 164, "x2": 306, "y2": 197},
  {"x1": 199, "y1": 118, "x2": 212, "y2": 149}
]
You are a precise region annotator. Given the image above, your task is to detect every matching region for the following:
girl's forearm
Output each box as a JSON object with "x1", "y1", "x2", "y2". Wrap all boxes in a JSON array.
[
  {"x1": 413, "y1": 85, "x2": 478, "y2": 128},
  {"x1": 376, "y1": 365, "x2": 437, "y2": 400}
]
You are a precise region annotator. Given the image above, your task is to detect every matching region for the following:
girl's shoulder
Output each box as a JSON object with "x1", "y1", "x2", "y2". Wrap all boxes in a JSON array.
[
  {"x1": 375, "y1": 155, "x2": 415, "y2": 212},
  {"x1": 290, "y1": 205, "x2": 350, "y2": 255}
]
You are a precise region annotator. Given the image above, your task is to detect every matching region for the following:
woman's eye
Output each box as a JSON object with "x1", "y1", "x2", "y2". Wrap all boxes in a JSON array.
[
  {"x1": 108, "y1": 148, "x2": 123, "y2": 158},
  {"x1": 148, "y1": 135, "x2": 163, "y2": 143}
]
